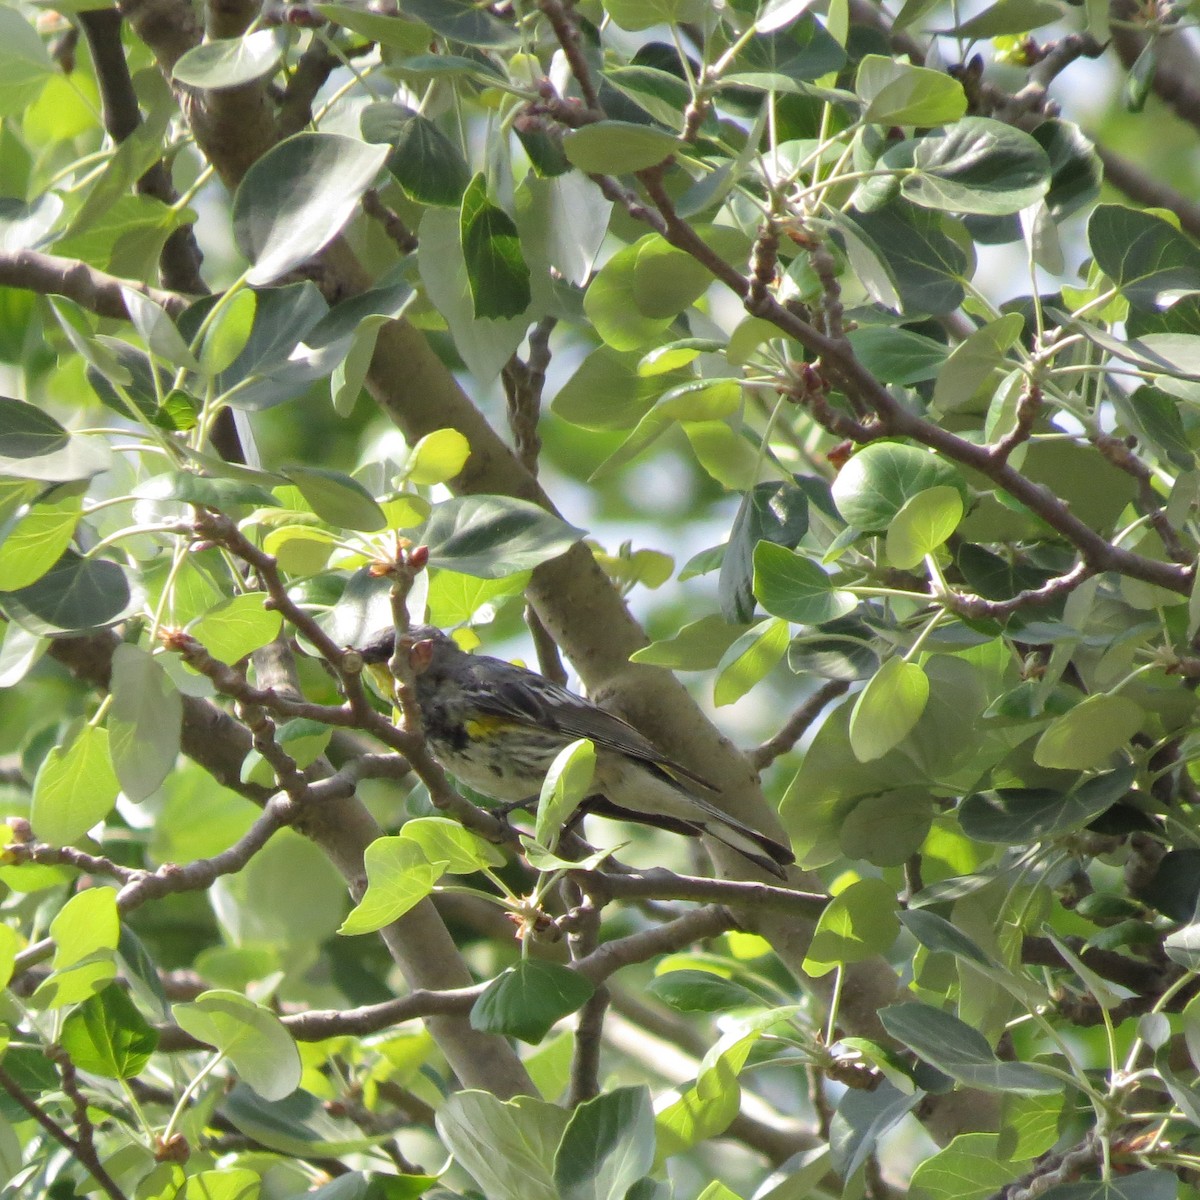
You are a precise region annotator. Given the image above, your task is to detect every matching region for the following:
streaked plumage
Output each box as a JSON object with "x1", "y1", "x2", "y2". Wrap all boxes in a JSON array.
[{"x1": 360, "y1": 626, "x2": 794, "y2": 879}]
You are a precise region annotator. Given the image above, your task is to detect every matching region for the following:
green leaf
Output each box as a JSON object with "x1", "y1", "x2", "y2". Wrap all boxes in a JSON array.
[
  {"x1": 959, "y1": 768, "x2": 1135, "y2": 843},
  {"x1": 831, "y1": 441, "x2": 966, "y2": 531},
  {"x1": 0, "y1": 10, "x2": 53, "y2": 117},
  {"x1": 602, "y1": 0, "x2": 708, "y2": 30},
  {"x1": 839, "y1": 204, "x2": 968, "y2": 316},
  {"x1": 197, "y1": 288, "x2": 257, "y2": 376},
  {"x1": 555, "y1": 1086, "x2": 656, "y2": 1200},
  {"x1": 399, "y1": 816, "x2": 506, "y2": 873},
  {"x1": 753, "y1": 541, "x2": 857, "y2": 625},
  {"x1": 435, "y1": 1091, "x2": 567, "y2": 1200},
  {"x1": 174, "y1": 990, "x2": 302, "y2": 1101},
  {"x1": 398, "y1": 0, "x2": 519, "y2": 46},
  {"x1": 233, "y1": 133, "x2": 388, "y2": 286},
  {"x1": 553, "y1": 345, "x2": 681, "y2": 431},
  {"x1": 119, "y1": 286, "x2": 199, "y2": 369},
  {"x1": 646, "y1": 970, "x2": 765, "y2": 1013},
  {"x1": 33, "y1": 887, "x2": 119, "y2": 1008},
  {"x1": 1088, "y1": 204, "x2": 1200, "y2": 311},
  {"x1": 803, "y1": 876, "x2": 900, "y2": 976},
  {"x1": 171, "y1": 29, "x2": 284, "y2": 88},
  {"x1": 562, "y1": 122, "x2": 682, "y2": 174},
  {"x1": 720, "y1": 480, "x2": 810, "y2": 622},
  {"x1": 855, "y1": 56, "x2": 967, "y2": 125},
  {"x1": 282, "y1": 464, "x2": 387, "y2": 531},
  {"x1": 363, "y1": 103, "x2": 471, "y2": 207},
  {"x1": 656, "y1": 1054, "x2": 740, "y2": 1162},
  {"x1": 944, "y1": 0, "x2": 1063, "y2": 37},
  {"x1": 426, "y1": 567, "x2": 528, "y2": 627},
  {"x1": 904, "y1": 119, "x2": 1051, "y2": 215},
  {"x1": 589, "y1": 378, "x2": 742, "y2": 482},
  {"x1": 848, "y1": 658, "x2": 929, "y2": 762},
  {"x1": 1033, "y1": 694, "x2": 1143, "y2": 770},
  {"x1": 839, "y1": 788, "x2": 933, "y2": 867},
  {"x1": 405, "y1": 428, "x2": 471, "y2": 485},
  {"x1": 60, "y1": 984, "x2": 158, "y2": 1079},
  {"x1": 932, "y1": 313, "x2": 1025, "y2": 412},
  {"x1": 0, "y1": 396, "x2": 112, "y2": 483},
  {"x1": 423, "y1": 495, "x2": 585, "y2": 578},
  {"x1": 880, "y1": 1003, "x2": 1062, "y2": 1093},
  {"x1": 339, "y1": 837, "x2": 445, "y2": 935},
  {"x1": 133, "y1": 469, "x2": 281, "y2": 510},
  {"x1": 713, "y1": 617, "x2": 789, "y2": 707},
  {"x1": 460, "y1": 174, "x2": 532, "y2": 320},
  {"x1": 885, "y1": 486, "x2": 964, "y2": 569},
  {"x1": 471, "y1": 961, "x2": 595, "y2": 1044},
  {"x1": 630, "y1": 615, "x2": 749, "y2": 670},
  {"x1": 847, "y1": 325, "x2": 947, "y2": 384},
  {"x1": 190, "y1": 592, "x2": 283, "y2": 664},
  {"x1": 32, "y1": 725, "x2": 120, "y2": 845},
  {"x1": 0, "y1": 484, "x2": 82, "y2": 590},
  {"x1": 224, "y1": 1084, "x2": 391, "y2": 1157},
  {"x1": 535, "y1": 738, "x2": 596, "y2": 851},
  {"x1": 109, "y1": 644, "x2": 182, "y2": 803},
  {"x1": 0, "y1": 548, "x2": 139, "y2": 635},
  {"x1": 583, "y1": 239, "x2": 674, "y2": 351},
  {"x1": 909, "y1": 1132, "x2": 1025, "y2": 1200}
]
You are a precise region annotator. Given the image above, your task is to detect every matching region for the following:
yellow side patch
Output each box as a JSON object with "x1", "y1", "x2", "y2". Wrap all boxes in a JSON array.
[{"x1": 464, "y1": 715, "x2": 510, "y2": 738}]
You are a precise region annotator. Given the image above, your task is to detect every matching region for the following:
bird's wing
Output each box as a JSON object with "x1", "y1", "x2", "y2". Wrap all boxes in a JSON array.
[{"x1": 466, "y1": 657, "x2": 716, "y2": 790}]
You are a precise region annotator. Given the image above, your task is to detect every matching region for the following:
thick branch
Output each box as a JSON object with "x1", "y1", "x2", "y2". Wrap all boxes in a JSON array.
[{"x1": 0, "y1": 250, "x2": 188, "y2": 319}]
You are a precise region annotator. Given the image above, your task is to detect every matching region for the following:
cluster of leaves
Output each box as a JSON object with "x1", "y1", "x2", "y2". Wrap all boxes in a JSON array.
[{"x1": 2, "y1": 0, "x2": 1200, "y2": 1197}]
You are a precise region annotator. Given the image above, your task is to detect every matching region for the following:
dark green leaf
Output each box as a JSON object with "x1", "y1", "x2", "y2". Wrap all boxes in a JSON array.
[
  {"x1": 719, "y1": 480, "x2": 809, "y2": 622},
  {"x1": 398, "y1": 0, "x2": 519, "y2": 46},
  {"x1": 460, "y1": 174, "x2": 531, "y2": 320},
  {"x1": 880, "y1": 1002, "x2": 1061, "y2": 1093},
  {"x1": 830, "y1": 1083, "x2": 920, "y2": 1181},
  {"x1": 840, "y1": 205, "x2": 968, "y2": 315},
  {"x1": 904, "y1": 119, "x2": 1051, "y2": 216},
  {"x1": 0, "y1": 396, "x2": 111, "y2": 482},
  {"x1": 0, "y1": 549, "x2": 139, "y2": 635},
  {"x1": 944, "y1": 0, "x2": 1063, "y2": 37},
  {"x1": 846, "y1": 325, "x2": 947, "y2": 384},
  {"x1": 1088, "y1": 203, "x2": 1200, "y2": 311},
  {"x1": 362, "y1": 103, "x2": 470, "y2": 207},
  {"x1": 424, "y1": 496, "x2": 584, "y2": 578},
  {"x1": 470, "y1": 961, "x2": 594, "y2": 1044},
  {"x1": 1140, "y1": 849, "x2": 1200, "y2": 921},
  {"x1": 959, "y1": 769, "x2": 1135, "y2": 844},
  {"x1": 1036, "y1": 1171, "x2": 1179, "y2": 1200}
]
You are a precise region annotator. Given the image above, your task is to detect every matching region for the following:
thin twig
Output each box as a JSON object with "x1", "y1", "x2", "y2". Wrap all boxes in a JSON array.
[
  {"x1": 565, "y1": 885, "x2": 608, "y2": 1106},
  {"x1": 0, "y1": 1065, "x2": 128, "y2": 1200},
  {"x1": 751, "y1": 681, "x2": 850, "y2": 770}
]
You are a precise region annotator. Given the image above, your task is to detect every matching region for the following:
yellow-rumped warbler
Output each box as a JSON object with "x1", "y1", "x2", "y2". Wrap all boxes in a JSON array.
[{"x1": 359, "y1": 626, "x2": 794, "y2": 879}]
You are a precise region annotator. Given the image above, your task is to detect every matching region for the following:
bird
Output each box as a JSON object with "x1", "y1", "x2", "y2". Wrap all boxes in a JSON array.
[{"x1": 357, "y1": 625, "x2": 795, "y2": 879}]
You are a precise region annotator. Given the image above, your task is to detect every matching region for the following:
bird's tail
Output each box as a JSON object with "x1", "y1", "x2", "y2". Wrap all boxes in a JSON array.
[
  {"x1": 588, "y1": 792, "x2": 794, "y2": 879},
  {"x1": 696, "y1": 813, "x2": 794, "y2": 880}
]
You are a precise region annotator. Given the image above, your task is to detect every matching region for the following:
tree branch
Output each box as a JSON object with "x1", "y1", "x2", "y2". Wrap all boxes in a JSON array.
[{"x1": 0, "y1": 250, "x2": 189, "y2": 319}]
